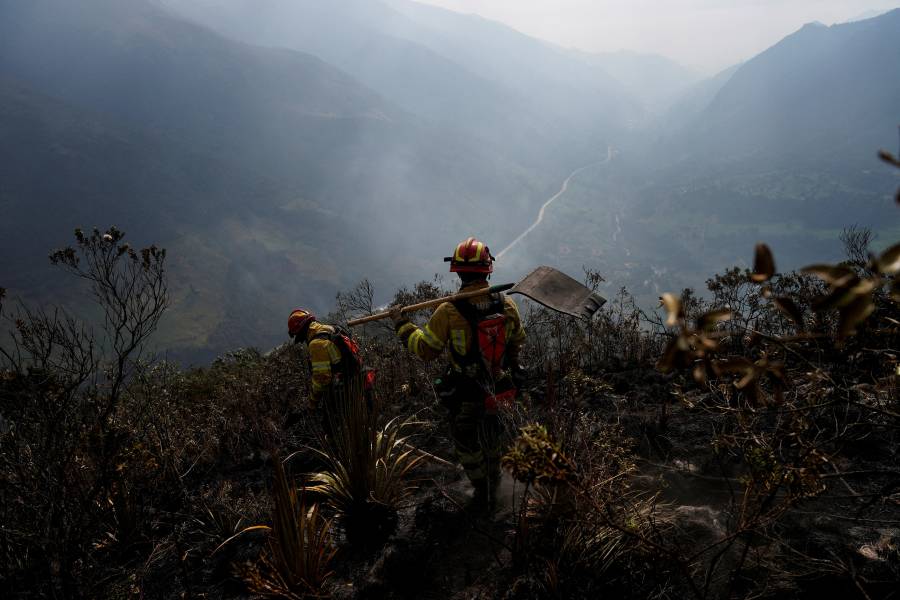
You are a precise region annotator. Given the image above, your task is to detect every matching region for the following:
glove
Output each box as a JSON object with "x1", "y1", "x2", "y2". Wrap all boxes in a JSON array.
[{"x1": 389, "y1": 304, "x2": 409, "y2": 330}]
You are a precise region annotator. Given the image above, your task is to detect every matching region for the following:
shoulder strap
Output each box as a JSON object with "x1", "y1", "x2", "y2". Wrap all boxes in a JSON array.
[
  {"x1": 450, "y1": 300, "x2": 478, "y2": 365},
  {"x1": 451, "y1": 293, "x2": 505, "y2": 365},
  {"x1": 454, "y1": 293, "x2": 504, "y2": 321},
  {"x1": 331, "y1": 323, "x2": 353, "y2": 339},
  {"x1": 312, "y1": 328, "x2": 357, "y2": 363}
]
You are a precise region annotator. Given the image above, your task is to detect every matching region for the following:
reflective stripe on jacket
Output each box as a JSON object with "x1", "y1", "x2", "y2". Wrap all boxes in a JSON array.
[
  {"x1": 306, "y1": 321, "x2": 342, "y2": 399},
  {"x1": 396, "y1": 281, "x2": 525, "y2": 371}
]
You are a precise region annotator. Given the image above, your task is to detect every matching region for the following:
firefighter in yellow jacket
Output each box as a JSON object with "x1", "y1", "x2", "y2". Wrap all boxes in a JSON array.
[
  {"x1": 391, "y1": 237, "x2": 525, "y2": 507},
  {"x1": 288, "y1": 309, "x2": 373, "y2": 437},
  {"x1": 288, "y1": 309, "x2": 344, "y2": 409}
]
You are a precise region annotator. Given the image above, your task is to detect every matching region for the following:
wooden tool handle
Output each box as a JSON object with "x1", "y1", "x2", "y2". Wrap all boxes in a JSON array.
[{"x1": 347, "y1": 283, "x2": 514, "y2": 327}]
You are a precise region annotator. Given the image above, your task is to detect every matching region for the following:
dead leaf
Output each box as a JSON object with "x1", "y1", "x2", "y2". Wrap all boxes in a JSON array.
[
  {"x1": 812, "y1": 277, "x2": 874, "y2": 312},
  {"x1": 693, "y1": 363, "x2": 707, "y2": 384},
  {"x1": 697, "y1": 308, "x2": 732, "y2": 331},
  {"x1": 713, "y1": 357, "x2": 754, "y2": 376},
  {"x1": 773, "y1": 297, "x2": 804, "y2": 330},
  {"x1": 751, "y1": 243, "x2": 776, "y2": 282},
  {"x1": 659, "y1": 293, "x2": 683, "y2": 327},
  {"x1": 698, "y1": 336, "x2": 720, "y2": 351},
  {"x1": 838, "y1": 294, "x2": 875, "y2": 339},
  {"x1": 802, "y1": 264, "x2": 855, "y2": 286},
  {"x1": 878, "y1": 149, "x2": 900, "y2": 168},
  {"x1": 813, "y1": 285, "x2": 857, "y2": 312},
  {"x1": 656, "y1": 338, "x2": 680, "y2": 373},
  {"x1": 736, "y1": 368, "x2": 758, "y2": 390},
  {"x1": 876, "y1": 242, "x2": 900, "y2": 275}
]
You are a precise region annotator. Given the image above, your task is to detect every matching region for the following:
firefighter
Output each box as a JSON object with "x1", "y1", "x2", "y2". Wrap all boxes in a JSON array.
[
  {"x1": 288, "y1": 308, "x2": 344, "y2": 410},
  {"x1": 288, "y1": 308, "x2": 374, "y2": 436},
  {"x1": 390, "y1": 237, "x2": 526, "y2": 508}
]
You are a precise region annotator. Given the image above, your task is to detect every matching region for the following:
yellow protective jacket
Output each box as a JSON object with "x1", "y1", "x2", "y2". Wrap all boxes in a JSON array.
[
  {"x1": 305, "y1": 321, "x2": 342, "y2": 402},
  {"x1": 396, "y1": 281, "x2": 525, "y2": 372}
]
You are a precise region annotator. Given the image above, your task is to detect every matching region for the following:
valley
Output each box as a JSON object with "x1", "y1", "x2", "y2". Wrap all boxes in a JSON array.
[{"x1": 0, "y1": 0, "x2": 898, "y2": 362}]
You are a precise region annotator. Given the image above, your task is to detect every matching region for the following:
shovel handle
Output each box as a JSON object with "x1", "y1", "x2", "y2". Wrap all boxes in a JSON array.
[{"x1": 347, "y1": 283, "x2": 514, "y2": 327}]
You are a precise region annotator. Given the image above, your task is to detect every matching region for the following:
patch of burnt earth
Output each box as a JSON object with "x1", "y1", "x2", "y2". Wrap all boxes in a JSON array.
[
  {"x1": 354, "y1": 487, "x2": 514, "y2": 600},
  {"x1": 605, "y1": 367, "x2": 671, "y2": 398},
  {"x1": 501, "y1": 575, "x2": 544, "y2": 600},
  {"x1": 325, "y1": 401, "x2": 491, "y2": 598},
  {"x1": 604, "y1": 371, "x2": 716, "y2": 464},
  {"x1": 766, "y1": 498, "x2": 900, "y2": 598}
]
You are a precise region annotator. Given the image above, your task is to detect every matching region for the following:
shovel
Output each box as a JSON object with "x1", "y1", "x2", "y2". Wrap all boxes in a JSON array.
[
  {"x1": 508, "y1": 265, "x2": 607, "y2": 319},
  {"x1": 347, "y1": 266, "x2": 606, "y2": 327}
]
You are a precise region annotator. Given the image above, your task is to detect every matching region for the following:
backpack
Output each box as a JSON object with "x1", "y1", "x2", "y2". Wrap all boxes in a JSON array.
[
  {"x1": 314, "y1": 324, "x2": 364, "y2": 377},
  {"x1": 452, "y1": 295, "x2": 516, "y2": 413}
]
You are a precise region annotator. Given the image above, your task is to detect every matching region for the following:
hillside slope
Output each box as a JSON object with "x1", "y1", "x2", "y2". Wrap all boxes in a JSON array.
[
  {"x1": 686, "y1": 9, "x2": 900, "y2": 165},
  {"x1": 162, "y1": 0, "x2": 637, "y2": 168},
  {"x1": 0, "y1": 0, "x2": 553, "y2": 361},
  {"x1": 572, "y1": 49, "x2": 701, "y2": 116}
]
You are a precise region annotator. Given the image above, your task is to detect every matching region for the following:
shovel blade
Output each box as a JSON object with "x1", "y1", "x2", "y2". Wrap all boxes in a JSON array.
[{"x1": 508, "y1": 266, "x2": 606, "y2": 320}]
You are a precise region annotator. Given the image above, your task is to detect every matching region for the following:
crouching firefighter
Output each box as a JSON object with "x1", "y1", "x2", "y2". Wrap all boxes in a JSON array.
[
  {"x1": 390, "y1": 237, "x2": 525, "y2": 508},
  {"x1": 287, "y1": 308, "x2": 375, "y2": 434}
]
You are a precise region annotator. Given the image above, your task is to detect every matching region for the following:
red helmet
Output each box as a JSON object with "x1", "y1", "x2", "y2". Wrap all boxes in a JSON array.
[
  {"x1": 445, "y1": 237, "x2": 494, "y2": 274},
  {"x1": 288, "y1": 308, "x2": 315, "y2": 339}
]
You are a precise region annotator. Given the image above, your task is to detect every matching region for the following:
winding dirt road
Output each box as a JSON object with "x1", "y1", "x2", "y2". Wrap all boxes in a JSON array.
[{"x1": 495, "y1": 146, "x2": 614, "y2": 260}]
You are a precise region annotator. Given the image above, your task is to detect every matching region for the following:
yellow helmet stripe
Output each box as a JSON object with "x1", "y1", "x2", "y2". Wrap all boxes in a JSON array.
[
  {"x1": 454, "y1": 237, "x2": 488, "y2": 263},
  {"x1": 454, "y1": 238, "x2": 470, "y2": 262}
]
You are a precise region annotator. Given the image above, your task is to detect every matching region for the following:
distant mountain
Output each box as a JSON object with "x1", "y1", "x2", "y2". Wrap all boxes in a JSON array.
[
  {"x1": 0, "y1": 76, "x2": 338, "y2": 353},
  {"x1": 382, "y1": 0, "x2": 644, "y2": 139},
  {"x1": 606, "y1": 10, "x2": 900, "y2": 303},
  {"x1": 682, "y1": 9, "x2": 900, "y2": 166},
  {"x1": 663, "y1": 63, "x2": 741, "y2": 127},
  {"x1": 0, "y1": 0, "x2": 402, "y2": 183},
  {"x1": 158, "y1": 0, "x2": 534, "y2": 153},
  {"x1": 161, "y1": 0, "x2": 640, "y2": 168},
  {"x1": 0, "y1": 0, "x2": 556, "y2": 361},
  {"x1": 571, "y1": 50, "x2": 701, "y2": 116},
  {"x1": 380, "y1": 0, "x2": 628, "y2": 98}
]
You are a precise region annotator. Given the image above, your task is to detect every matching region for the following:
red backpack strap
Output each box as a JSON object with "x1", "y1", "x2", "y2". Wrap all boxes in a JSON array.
[
  {"x1": 313, "y1": 327, "x2": 363, "y2": 373},
  {"x1": 451, "y1": 295, "x2": 508, "y2": 375}
]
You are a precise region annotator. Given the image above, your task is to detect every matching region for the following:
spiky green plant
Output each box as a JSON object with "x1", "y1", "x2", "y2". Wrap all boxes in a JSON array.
[
  {"x1": 503, "y1": 423, "x2": 577, "y2": 486},
  {"x1": 220, "y1": 458, "x2": 335, "y2": 599},
  {"x1": 308, "y1": 379, "x2": 423, "y2": 547}
]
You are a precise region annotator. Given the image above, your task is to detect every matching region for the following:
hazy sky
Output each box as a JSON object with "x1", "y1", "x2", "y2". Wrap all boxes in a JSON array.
[{"x1": 415, "y1": 0, "x2": 899, "y2": 73}]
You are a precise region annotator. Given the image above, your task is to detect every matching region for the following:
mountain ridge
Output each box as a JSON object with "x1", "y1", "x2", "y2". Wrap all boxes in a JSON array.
[
  {"x1": 688, "y1": 7, "x2": 900, "y2": 164},
  {"x1": 0, "y1": 0, "x2": 563, "y2": 361}
]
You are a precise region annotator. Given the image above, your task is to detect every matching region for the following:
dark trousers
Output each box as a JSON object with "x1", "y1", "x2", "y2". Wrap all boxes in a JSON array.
[{"x1": 446, "y1": 380, "x2": 502, "y2": 491}]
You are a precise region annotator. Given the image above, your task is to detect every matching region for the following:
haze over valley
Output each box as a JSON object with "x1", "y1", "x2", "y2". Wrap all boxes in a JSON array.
[{"x1": 2, "y1": 0, "x2": 898, "y2": 362}]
